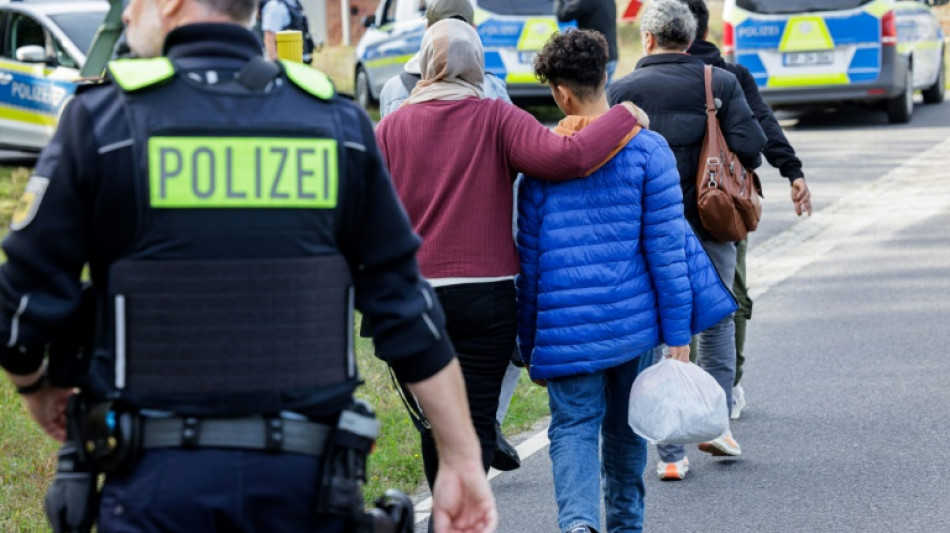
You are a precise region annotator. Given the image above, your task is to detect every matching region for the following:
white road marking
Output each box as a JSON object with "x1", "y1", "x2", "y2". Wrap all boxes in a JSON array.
[{"x1": 412, "y1": 135, "x2": 950, "y2": 524}]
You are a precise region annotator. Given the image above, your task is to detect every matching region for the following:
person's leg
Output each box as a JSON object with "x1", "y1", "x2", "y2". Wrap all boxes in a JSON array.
[
  {"x1": 496, "y1": 361, "x2": 521, "y2": 424},
  {"x1": 492, "y1": 360, "x2": 523, "y2": 471},
  {"x1": 418, "y1": 281, "x2": 516, "y2": 488},
  {"x1": 733, "y1": 238, "x2": 752, "y2": 387},
  {"x1": 696, "y1": 239, "x2": 738, "y2": 414},
  {"x1": 548, "y1": 371, "x2": 607, "y2": 533},
  {"x1": 602, "y1": 353, "x2": 649, "y2": 533}
]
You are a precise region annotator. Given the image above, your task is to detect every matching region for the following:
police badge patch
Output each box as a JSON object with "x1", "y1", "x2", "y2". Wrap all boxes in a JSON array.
[{"x1": 10, "y1": 176, "x2": 50, "y2": 231}]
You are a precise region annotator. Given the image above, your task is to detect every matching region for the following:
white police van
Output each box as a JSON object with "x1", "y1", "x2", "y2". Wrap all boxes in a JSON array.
[
  {"x1": 354, "y1": 0, "x2": 573, "y2": 107},
  {"x1": 723, "y1": 0, "x2": 947, "y2": 123},
  {"x1": 0, "y1": 0, "x2": 108, "y2": 151}
]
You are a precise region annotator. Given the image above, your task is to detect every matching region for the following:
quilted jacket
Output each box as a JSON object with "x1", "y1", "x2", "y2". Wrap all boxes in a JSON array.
[{"x1": 517, "y1": 122, "x2": 737, "y2": 380}]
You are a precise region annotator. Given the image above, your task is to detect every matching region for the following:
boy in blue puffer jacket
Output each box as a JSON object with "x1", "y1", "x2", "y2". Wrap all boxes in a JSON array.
[{"x1": 517, "y1": 30, "x2": 736, "y2": 533}]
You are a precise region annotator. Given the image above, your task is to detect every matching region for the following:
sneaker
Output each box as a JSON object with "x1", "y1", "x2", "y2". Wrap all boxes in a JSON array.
[
  {"x1": 566, "y1": 526, "x2": 595, "y2": 533},
  {"x1": 698, "y1": 431, "x2": 742, "y2": 457},
  {"x1": 657, "y1": 457, "x2": 689, "y2": 481},
  {"x1": 731, "y1": 384, "x2": 747, "y2": 420},
  {"x1": 491, "y1": 422, "x2": 521, "y2": 471}
]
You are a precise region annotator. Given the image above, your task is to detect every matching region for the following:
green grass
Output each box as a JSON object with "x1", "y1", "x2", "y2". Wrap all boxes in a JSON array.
[{"x1": 0, "y1": 164, "x2": 549, "y2": 528}]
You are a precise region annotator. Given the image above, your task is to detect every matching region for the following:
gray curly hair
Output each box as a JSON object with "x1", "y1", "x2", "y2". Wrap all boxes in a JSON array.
[{"x1": 640, "y1": 0, "x2": 697, "y2": 51}]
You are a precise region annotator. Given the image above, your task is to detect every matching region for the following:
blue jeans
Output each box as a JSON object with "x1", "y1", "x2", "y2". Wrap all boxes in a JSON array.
[
  {"x1": 657, "y1": 239, "x2": 737, "y2": 463},
  {"x1": 547, "y1": 351, "x2": 653, "y2": 533}
]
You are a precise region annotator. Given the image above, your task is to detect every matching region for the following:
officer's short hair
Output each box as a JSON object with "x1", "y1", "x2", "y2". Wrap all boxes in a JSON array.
[{"x1": 196, "y1": 0, "x2": 256, "y2": 22}]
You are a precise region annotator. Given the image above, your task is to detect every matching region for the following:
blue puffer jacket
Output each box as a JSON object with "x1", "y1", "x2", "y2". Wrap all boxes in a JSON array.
[{"x1": 517, "y1": 126, "x2": 737, "y2": 380}]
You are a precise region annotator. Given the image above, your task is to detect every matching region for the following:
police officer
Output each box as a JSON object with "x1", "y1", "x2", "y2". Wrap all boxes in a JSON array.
[
  {"x1": 260, "y1": 0, "x2": 316, "y2": 63},
  {"x1": 0, "y1": 0, "x2": 497, "y2": 532}
]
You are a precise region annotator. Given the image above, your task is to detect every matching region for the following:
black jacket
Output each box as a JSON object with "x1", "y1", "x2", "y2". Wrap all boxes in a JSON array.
[
  {"x1": 688, "y1": 40, "x2": 804, "y2": 182},
  {"x1": 554, "y1": 0, "x2": 618, "y2": 61},
  {"x1": 0, "y1": 25, "x2": 453, "y2": 392},
  {"x1": 608, "y1": 53, "x2": 767, "y2": 239}
]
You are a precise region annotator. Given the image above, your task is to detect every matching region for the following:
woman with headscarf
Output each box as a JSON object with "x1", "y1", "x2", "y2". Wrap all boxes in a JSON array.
[{"x1": 375, "y1": 18, "x2": 643, "y2": 496}]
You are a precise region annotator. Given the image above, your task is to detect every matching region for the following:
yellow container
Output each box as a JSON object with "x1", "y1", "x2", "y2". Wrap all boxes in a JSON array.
[{"x1": 276, "y1": 30, "x2": 303, "y2": 63}]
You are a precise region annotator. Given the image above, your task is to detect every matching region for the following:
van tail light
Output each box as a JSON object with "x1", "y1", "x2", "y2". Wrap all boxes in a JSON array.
[
  {"x1": 882, "y1": 10, "x2": 897, "y2": 46},
  {"x1": 723, "y1": 21, "x2": 736, "y2": 58}
]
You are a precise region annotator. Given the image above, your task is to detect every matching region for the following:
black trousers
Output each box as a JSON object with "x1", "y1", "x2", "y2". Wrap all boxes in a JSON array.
[{"x1": 419, "y1": 280, "x2": 517, "y2": 490}]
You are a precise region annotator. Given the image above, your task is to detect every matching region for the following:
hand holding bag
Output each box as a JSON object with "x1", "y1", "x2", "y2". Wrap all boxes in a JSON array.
[{"x1": 695, "y1": 65, "x2": 763, "y2": 242}]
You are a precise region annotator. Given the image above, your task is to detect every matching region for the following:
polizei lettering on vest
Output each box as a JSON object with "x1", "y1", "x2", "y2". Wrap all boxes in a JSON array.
[{"x1": 148, "y1": 137, "x2": 339, "y2": 208}]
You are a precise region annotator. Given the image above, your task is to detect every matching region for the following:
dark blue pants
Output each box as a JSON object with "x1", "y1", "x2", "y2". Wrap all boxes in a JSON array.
[{"x1": 98, "y1": 449, "x2": 345, "y2": 533}]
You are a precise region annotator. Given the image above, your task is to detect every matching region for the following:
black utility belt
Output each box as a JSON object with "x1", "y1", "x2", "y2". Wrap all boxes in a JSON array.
[{"x1": 142, "y1": 416, "x2": 332, "y2": 456}]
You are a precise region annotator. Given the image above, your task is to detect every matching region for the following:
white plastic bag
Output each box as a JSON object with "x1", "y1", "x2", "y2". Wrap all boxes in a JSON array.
[{"x1": 627, "y1": 358, "x2": 729, "y2": 445}]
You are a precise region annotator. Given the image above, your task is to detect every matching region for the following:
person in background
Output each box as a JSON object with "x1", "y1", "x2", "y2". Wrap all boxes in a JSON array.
[
  {"x1": 260, "y1": 0, "x2": 316, "y2": 63},
  {"x1": 376, "y1": 18, "x2": 644, "y2": 519},
  {"x1": 519, "y1": 29, "x2": 735, "y2": 533},
  {"x1": 554, "y1": 0, "x2": 619, "y2": 81},
  {"x1": 379, "y1": 0, "x2": 511, "y2": 118},
  {"x1": 679, "y1": 0, "x2": 813, "y2": 421},
  {"x1": 608, "y1": 0, "x2": 766, "y2": 481},
  {"x1": 374, "y1": 0, "x2": 524, "y2": 472}
]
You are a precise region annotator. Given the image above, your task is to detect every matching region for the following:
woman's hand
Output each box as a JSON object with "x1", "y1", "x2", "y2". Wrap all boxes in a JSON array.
[{"x1": 619, "y1": 101, "x2": 650, "y2": 129}]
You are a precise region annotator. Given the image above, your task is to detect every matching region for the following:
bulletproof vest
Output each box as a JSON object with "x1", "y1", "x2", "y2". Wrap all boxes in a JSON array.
[{"x1": 90, "y1": 57, "x2": 361, "y2": 418}]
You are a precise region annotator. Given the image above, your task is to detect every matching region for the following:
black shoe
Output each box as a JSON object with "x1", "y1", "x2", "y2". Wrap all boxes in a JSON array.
[{"x1": 491, "y1": 422, "x2": 521, "y2": 471}]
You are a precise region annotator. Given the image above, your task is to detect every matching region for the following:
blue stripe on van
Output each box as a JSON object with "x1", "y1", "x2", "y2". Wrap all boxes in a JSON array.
[
  {"x1": 478, "y1": 19, "x2": 522, "y2": 48},
  {"x1": 735, "y1": 19, "x2": 786, "y2": 50},
  {"x1": 825, "y1": 12, "x2": 880, "y2": 45},
  {"x1": 0, "y1": 71, "x2": 75, "y2": 114},
  {"x1": 485, "y1": 50, "x2": 506, "y2": 79},
  {"x1": 738, "y1": 52, "x2": 769, "y2": 87}
]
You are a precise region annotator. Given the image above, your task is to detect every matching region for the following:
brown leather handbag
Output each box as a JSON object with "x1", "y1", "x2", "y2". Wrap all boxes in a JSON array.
[{"x1": 695, "y1": 65, "x2": 763, "y2": 242}]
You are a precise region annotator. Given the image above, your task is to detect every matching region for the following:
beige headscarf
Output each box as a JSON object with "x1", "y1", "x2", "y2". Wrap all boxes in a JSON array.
[{"x1": 403, "y1": 19, "x2": 485, "y2": 106}]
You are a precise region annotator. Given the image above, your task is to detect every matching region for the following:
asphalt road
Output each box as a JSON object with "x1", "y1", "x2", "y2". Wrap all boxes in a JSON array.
[{"x1": 417, "y1": 98, "x2": 950, "y2": 532}]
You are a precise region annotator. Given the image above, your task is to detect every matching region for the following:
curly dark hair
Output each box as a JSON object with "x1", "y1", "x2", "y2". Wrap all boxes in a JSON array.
[{"x1": 533, "y1": 29, "x2": 608, "y2": 101}]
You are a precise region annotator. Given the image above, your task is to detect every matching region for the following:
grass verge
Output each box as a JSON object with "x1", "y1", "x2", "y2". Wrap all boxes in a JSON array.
[{"x1": 0, "y1": 164, "x2": 549, "y2": 528}]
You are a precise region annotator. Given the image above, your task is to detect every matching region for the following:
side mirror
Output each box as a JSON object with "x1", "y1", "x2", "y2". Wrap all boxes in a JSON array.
[
  {"x1": 362, "y1": 15, "x2": 376, "y2": 28},
  {"x1": 15, "y1": 45, "x2": 47, "y2": 64}
]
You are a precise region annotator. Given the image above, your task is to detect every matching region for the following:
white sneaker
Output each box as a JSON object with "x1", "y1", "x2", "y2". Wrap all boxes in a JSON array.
[
  {"x1": 731, "y1": 384, "x2": 747, "y2": 420},
  {"x1": 657, "y1": 457, "x2": 689, "y2": 480},
  {"x1": 698, "y1": 431, "x2": 742, "y2": 457}
]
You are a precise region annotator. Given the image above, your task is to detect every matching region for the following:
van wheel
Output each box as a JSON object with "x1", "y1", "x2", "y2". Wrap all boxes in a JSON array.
[
  {"x1": 886, "y1": 68, "x2": 914, "y2": 123},
  {"x1": 355, "y1": 66, "x2": 376, "y2": 110},
  {"x1": 922, "y1": 52, "x2": 945, "y2": 105}
]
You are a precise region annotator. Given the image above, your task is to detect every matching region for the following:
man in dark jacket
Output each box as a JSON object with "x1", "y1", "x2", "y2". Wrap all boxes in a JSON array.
[
  {"x1": 607, "y1": 0, "x2": 766, "y2": 481},
  {"x1": 554, "y1": 0, "x2": 619, "y2": 80},
  {"x1": 681, "y1": 0, "x2": 812, "y2": 422}
]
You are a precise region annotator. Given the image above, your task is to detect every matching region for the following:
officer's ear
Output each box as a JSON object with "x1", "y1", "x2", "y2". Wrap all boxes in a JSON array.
[{"x1": 158, "y1": 0, "x2": 185, "y2": 23}]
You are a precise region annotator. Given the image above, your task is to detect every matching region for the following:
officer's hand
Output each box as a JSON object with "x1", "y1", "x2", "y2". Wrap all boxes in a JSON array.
[
  {"x1": 431, "y1": 459, "x2": 498, "y2": 533},
  {"x1": 23, "y1": 385, "x2": 73, "y2": 442},
  {"x1": 791, "y1": 178, "x2": 811, "y2": 217}
]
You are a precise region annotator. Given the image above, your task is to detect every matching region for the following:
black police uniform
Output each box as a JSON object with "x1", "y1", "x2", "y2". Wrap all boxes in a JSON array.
[{"x1": 0, "y1": 24, "x2": 453, "y2": 532}]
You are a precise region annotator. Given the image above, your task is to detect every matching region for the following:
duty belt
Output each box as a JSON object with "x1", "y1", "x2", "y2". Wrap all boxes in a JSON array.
[{"x1": 142, "y1": 416, "x2": 331, "y2": 456}]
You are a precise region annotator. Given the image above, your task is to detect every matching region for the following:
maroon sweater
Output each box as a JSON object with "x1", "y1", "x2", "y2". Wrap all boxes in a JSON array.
[{"x1": 376, "y1": 97, "x2": 637, "y2": 280}]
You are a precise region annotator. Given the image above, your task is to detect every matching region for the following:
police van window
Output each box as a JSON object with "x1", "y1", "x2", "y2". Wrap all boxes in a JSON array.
[
  {"x1": 7, "y1": 14, "x2": 47, "y2": 58},
  {"x1": 0, "y1": 12, "x2": 7, "y2": 57},
  {"x1": 736, "y1": 0, "x2": 874, "y2": 14},
  {"x1": 478, "y1": 0, "x2": 554, "y2": 16},
  {"x1": 50, "y1": 36, "x2": 77, "y2": 69},
  {"x1": 382, "y1": 0, "x2": 398, "y2": 24},
  {"x1": 50, "y1": 12, "x2": 105, "y2": 56}
]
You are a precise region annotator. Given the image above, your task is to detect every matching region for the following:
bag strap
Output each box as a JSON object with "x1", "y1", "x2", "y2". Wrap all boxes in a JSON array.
[{"x1": 703, "y1": 65, "x2": 717, "y2": 117}]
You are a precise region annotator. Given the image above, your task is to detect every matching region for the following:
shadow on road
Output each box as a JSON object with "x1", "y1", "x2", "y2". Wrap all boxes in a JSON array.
[{"x1": 778, "y1": 99, "x2": 950, "y2": 131}]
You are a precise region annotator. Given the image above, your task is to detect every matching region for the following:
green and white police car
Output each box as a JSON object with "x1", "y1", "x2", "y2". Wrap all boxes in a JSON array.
[
  {"x1": 0, "y1": 0, "x2": 109, "y2": 151},
  {"x1": 354, "y1": 0, "x2": 574, "y2": 108},
  {"x1": 723, "y1": 0, "x2": 947, "y2": 123}
]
